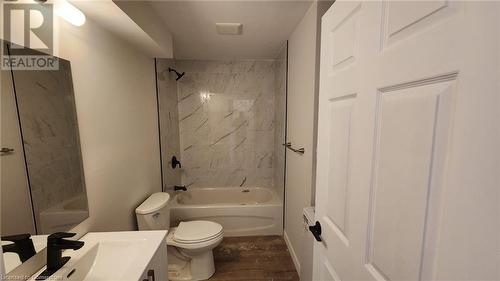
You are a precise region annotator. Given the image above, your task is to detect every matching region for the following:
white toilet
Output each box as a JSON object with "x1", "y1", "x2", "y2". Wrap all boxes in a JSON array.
[{"x1": 136, "y1": 192, "x2": 223, "y2": 281}]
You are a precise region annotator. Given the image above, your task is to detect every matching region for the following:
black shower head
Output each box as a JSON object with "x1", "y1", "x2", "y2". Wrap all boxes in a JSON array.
[{"x1": 168, "y1": 67, "x2": 185, "y2": 81}]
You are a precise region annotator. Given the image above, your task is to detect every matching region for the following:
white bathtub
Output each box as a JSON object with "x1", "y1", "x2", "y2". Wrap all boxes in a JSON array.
[
  {"x1": 39, "y1": 194, "x2": 89, "y2": 234},
  {"x1": 170, "y1": 187, "x2": 283, "y2": 236}
]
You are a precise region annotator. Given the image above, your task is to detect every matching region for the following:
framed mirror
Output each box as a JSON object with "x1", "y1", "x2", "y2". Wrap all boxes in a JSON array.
[{"x1": 1, "y1": 41, "x2": 89, "y2": 273}]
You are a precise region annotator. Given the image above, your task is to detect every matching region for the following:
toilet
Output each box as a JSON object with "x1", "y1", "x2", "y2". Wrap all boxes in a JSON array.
[{"x1": 135, "y1": 192, "x2": 223, "y2": 281}]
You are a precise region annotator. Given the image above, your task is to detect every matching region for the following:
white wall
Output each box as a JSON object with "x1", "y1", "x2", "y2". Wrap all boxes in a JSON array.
[
  {"x1": 284, "y1": 1, "x2": 332, "y2": 275},
  {"x1": 0, "y1": 3, "x2": 159, "y2": 277},
  {"x1": 1, "y1": 14, "x2": 161, "y2": 234},
  {"x1": 56, "y1": 17, "x2": 161, "y2": 232}
]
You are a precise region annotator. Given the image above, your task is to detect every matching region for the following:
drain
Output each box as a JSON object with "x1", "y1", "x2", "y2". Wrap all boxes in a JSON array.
[{"x1": 67, "y1": 269, "x2": 76, "y2": 278}]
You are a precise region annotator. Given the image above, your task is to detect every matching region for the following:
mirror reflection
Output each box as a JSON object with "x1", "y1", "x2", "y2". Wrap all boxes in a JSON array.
[{"x1": 1, "y1": 42, "x2": 89, "y2": 273}]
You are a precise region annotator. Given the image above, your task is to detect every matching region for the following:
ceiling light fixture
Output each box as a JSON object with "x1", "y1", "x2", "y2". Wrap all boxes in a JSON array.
[{"x1": 55, "y1": 0, "x2": 86, "y2": 26}]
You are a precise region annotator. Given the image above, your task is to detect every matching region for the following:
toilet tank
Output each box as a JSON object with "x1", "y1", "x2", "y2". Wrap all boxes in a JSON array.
[{"x1": 135, "y1": 192, "x2": 171, "y2": 231}]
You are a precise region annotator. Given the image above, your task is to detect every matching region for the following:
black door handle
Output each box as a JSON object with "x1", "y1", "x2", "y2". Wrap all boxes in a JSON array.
[{"x1": 309, "y1": 221, "x2": 322, "y2": 242}]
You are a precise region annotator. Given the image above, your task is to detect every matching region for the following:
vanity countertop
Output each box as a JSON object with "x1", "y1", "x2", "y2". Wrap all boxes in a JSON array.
[{"x1": 28, "y1": 231, "x2": 167, "y2": 281}]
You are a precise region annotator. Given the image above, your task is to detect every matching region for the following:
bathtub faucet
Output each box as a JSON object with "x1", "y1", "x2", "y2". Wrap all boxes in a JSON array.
[{"x1": 174, "y1": 185, "x2": 187, "y2": 191}]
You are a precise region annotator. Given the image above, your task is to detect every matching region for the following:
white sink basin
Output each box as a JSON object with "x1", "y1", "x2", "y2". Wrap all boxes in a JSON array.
[{"x1": 30, "y1": 231, "x2": 167, "y2": 281}]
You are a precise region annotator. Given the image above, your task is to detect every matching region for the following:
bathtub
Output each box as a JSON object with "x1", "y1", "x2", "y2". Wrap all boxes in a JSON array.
[
  {"x1": 170, "y1": 187, "x2": 283, "y2": 236},
  {"x1": 38, "y1": 194, "x2": 89, "y2": 234}
]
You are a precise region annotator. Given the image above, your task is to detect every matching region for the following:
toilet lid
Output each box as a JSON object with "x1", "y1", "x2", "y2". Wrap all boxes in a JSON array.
[
  {"x1": 136, "y1": 192, "x2": 170, "y2": 215},
  {"x1": 173, "y1": 221, "x2": 223, "y2": 243}
]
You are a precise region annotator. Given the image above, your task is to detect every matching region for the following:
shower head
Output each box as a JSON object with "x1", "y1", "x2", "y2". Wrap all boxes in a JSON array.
[{"x1": 168, "y1": 67, "x2": 185, "y2": 81}]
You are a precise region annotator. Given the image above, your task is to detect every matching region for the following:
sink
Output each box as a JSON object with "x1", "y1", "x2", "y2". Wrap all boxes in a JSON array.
[{"x1": 29, "y1": 231, "x2": 167, "y2": 281}]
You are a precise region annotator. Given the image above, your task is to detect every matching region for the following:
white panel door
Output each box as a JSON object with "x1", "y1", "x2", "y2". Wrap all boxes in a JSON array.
[{"x1": 313, "y1": 1, "x2": 499, "y2": 281}]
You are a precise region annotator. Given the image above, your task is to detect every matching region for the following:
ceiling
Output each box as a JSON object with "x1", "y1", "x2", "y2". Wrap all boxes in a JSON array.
[
  {"x1": 73, "y1": 0, "x2": 173, "y2": 58},
  {"x1": 146, "y1": 0, "x2": 314, "y2": 60}
]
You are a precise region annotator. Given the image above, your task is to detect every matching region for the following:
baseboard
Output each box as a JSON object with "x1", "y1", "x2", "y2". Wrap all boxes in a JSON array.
[{"x1": 284, "y1": 230, "x2": 301, "y2": 274}]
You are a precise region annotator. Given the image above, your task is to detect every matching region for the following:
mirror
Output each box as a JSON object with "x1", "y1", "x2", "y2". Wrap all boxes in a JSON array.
[{"x1": 1, "y1": 42, "x2": 89, "y2": 273}]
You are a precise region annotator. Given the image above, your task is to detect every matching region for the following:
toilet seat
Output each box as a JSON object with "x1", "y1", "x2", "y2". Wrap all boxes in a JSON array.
[
  {"x1": 166, "y1": 221, "x2": 223, "y2": 250},
  {"x1": 168, "y1": 231, "x2": 223, "y2": 249},
  {"x1": 173, "y1": 221, "x2": 223, "y2": 244}
]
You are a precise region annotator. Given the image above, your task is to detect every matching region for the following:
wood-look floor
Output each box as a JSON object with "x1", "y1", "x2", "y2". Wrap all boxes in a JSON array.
[{"x1": 210, "y1": 236, "x2": 299, "y2": 281}]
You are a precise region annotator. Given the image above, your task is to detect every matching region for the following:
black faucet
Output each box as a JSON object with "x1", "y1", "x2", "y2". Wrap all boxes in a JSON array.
[
  {"x1": 1, "y1": 233, "x2": 36, "y2": 262},
  {"x1": 36, "y1": 232, "x2": 84, "y2": 280},
  {"x1": 174, "y1": 185, "x2": 187, "y2": 191}
]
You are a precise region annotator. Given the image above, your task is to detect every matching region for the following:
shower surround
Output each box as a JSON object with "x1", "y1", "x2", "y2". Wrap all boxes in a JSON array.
[
  {"x1": 176, "y1": 60, "x2": 275, "y2": 188},
  {"x1": 156, "y1": 58, "x2": 286, "y2": 235}
]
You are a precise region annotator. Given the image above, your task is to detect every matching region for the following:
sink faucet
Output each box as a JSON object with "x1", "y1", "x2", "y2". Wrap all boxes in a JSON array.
[
  {"x1": 174, "y1": 185, "x2": 187, "y2": 191},
  {"x1": 47, "y1": 232, "x2": 84, "y2": 270},
  {"x1": 36, "y1": 232, "x2": 84, "y2": 280},
  {"x1": 1, "y1": 233, "x2": 36, "y2": 262}
]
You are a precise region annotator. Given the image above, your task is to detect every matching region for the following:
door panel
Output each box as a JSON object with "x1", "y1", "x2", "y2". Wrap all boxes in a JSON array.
[
  {"x1": 315, "y1": 2, "x2": 364, "y2": 280},
  {"x1": 366, "y1": 77, "x2": 456, "y2": 281},
  {"x1": 383, "y1": 1, "x2": 462, "y2": 48},
  {"x1": 326, "y1": 1, "x2": 360, "y2": 75},
  {"x1": 314, "y1": 1, "x2": 499, "y2": 281},
  {"x1": 326, "y1": 96, "x2": 355, "y2": 243}
]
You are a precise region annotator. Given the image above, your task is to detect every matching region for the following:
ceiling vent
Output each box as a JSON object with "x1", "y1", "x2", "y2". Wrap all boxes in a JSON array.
[{"x1": 216, "y1": 23, "x2": 243, "y2": 35}]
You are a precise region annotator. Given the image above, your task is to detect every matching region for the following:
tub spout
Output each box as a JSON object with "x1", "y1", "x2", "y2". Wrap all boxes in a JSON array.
[{"x1": 174, "y1": 185, "x2": 187, "y2": 191}]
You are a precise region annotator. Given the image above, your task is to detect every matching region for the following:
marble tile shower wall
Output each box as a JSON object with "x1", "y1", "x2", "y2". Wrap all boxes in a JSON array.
[
  {"x1": 12, "y1": 62, "x2": 85, "y2": 222},
  {"x1": 175, "y1": 60, "x2": 276, "y2": 188},
  {"x1": 156, "y1": 59, "x2": 182, "y2": 190}
]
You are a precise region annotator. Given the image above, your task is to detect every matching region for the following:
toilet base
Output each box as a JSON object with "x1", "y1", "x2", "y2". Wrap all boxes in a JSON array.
[
  {"x1": 167, "y1": 246, "x2": 216, "y2": 281},
  {"x1": 186, "y1": 250, "x2": 215, "y2": 280},
  {"x1": 168, "y1": 263, "x2": 191, "y2": 281}
]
